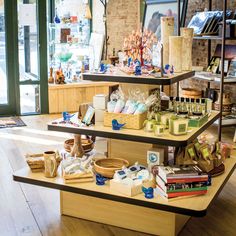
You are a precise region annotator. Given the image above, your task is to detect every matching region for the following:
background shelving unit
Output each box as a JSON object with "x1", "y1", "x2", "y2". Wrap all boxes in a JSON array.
[{"x1": 190, "y1": 0, "x2": 236, "y2": 133}]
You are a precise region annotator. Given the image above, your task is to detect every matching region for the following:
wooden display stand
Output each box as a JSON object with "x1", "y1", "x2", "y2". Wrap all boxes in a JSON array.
[
  {"x1": 13, "y1": 72, "x2": 236, "y2": 235},
  {"x1": 13, "y1": 155, "x2": 236, "y2": 235},
  {"x1": 48, "y1": 81, "x2": 117, "y2": 113},
  {"x1": 60, "y1": 191, "x2": 190, "y2": 236}
]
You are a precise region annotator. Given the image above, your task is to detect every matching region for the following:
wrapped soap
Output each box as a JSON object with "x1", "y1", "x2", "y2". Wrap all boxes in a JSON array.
[
  {"x1": 126, "y1": 101, "x2": 138, "y2": 114},
  {"x1": 122, "y1": 100, "x2": 132, "y2": 114},
  {"x1": 169, "y1": 116, "x2": 189, "y2": 135},
  {"x1": 107, "y1": 101, "x2": 117, "y2": 113},
  {"x1": 114, "y1": 99, "x2": 125, "y2": 113},
  {"x1": 134, "y1": 103, "x2": 147, "y2": 115}
]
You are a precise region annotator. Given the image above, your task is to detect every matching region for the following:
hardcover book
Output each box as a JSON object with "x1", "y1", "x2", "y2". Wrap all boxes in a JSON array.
[{"x1": 158, "y1": 165, "x2": 208, "y2": 183}]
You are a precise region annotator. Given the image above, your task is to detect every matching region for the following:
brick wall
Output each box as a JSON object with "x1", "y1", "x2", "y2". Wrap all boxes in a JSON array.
[
  {"x1": 181, "y1": 0, "x2": 236, "y2": 103},
  {"x1": 105, "y1": 0, "x2": 236, "y2": 102},
  {"x1": 106, "y1": 0, "x2": 139, "y2": 57}
]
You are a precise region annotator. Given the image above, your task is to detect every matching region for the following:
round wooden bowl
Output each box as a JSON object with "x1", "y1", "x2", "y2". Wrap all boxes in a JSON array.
[
  {"x1": 64, "y1": 138, "x2": 94, "y2": 153},
  {"x1": 182, "y1": 88, "x2": 202, "y2": 98},
  {"x1": 94, "y1": 158, "x2": 129, "y2": 178}
]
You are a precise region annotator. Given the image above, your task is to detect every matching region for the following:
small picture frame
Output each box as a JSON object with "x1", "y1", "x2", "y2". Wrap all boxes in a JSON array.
[
  {"x1": 82, "y1": 106, "x2": 95, "y2": 125},
  {"x1": 60, "y1": 28, "x2": 71, "y2": 43},
  {"x1": 67, "y1": 35, "x2": 73, "y2": 44}
]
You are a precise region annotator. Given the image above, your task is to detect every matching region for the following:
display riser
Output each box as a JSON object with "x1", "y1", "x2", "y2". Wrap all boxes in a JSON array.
[{"x1": 61, "y1": 191, "x2": 190, "y2": 236}]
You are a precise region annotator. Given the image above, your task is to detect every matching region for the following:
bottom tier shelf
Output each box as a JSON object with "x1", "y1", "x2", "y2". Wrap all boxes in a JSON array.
[{"x1": 13, "y1": 154, "x2": 236, "y2": 217}]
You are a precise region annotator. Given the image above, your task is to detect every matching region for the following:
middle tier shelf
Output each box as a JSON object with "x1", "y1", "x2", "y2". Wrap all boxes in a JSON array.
[
  {"x1": 48, "y1": 111, "x2": 220, "y2": 147},
  {"x1": 82, "y1": 71, "x2": 195, "y2": 85}
]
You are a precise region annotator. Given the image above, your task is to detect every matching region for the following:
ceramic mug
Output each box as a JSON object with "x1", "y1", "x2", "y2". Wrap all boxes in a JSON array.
[{"x1": 44, "y1": 151, "x2": 57, "y2": 178}]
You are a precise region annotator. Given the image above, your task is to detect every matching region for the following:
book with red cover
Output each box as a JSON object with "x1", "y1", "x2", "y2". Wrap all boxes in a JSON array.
[{"x1": 156, "y1": 187, "x2": 207, "y2": 199}]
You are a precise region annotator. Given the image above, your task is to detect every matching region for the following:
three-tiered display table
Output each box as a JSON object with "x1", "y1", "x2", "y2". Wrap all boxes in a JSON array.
[{"x1": 13, "y1": 71, "x2": 236, "y2": 236}]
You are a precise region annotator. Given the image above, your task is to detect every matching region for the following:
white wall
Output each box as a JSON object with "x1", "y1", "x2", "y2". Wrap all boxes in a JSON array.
[{"x1": 92, "y1": 0, "x2": 105, "y2": 34}]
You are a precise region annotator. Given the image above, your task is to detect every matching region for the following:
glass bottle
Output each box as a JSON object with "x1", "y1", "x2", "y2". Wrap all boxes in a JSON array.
[
  {"x1": 179, "y1": 97, "x2": 188, "y2": 115},
  {"x1": 201, "y1": 98, "x2": 206, "y2": 115},
  {"x1": 168, "y1": 96, "x2": 174, "y2": 111},
  {"x1": 175, "y1": 97, "x2": 180, "y2": 114}
]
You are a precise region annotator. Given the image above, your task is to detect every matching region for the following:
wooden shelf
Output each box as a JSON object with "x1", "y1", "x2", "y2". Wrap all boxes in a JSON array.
[
  {"x1": 48, "y1": 111, "x2": 220, "y2": 147},
  {"x1": 194, "y1": 36, "x2": 236, "y2": 40},
  {"x1": 82, "y1": 71, "x2": 195, "y2": 85},
  {"x1": 13, "y1": 155, "x2": 236, "y2": 217}
]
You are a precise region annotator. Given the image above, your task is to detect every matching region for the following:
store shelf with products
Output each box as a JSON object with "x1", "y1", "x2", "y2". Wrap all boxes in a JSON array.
[
  {"x1": 48, "y1": 111, "x2": 220, "y2": 147},
  {"x1": 82, "y1": 70, "x2": 195, "y2": 85},
  {"x1": 13, "y1": 155, "x2": 236, "y2": 218},
  {"x1": 193, "y1": 36, "x2": 236, "y2": 40}
]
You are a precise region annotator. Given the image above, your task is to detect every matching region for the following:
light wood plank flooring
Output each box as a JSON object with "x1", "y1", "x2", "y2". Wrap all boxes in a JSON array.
[{"x1": 0, "y1": 114, "x2": 236, "y2": 236}]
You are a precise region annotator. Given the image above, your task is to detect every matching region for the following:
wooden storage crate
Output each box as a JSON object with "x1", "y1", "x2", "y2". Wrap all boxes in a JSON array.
[{"x1": 104, "y1": 111, "x2": 147, "y2": 130}]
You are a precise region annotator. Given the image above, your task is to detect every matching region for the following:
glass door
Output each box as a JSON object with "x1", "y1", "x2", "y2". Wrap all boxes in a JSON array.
[
  {"x1": 18, "y1": 0, "x2": 48, "y2": 115},
  {"x1": 0, "y1": 0, "x2": 17, "y2": 115}
]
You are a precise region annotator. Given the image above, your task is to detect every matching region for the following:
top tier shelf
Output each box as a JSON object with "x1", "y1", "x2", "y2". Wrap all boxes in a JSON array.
[{"x1": 82, "y1": 70, "x2": 195, "y2": 85}]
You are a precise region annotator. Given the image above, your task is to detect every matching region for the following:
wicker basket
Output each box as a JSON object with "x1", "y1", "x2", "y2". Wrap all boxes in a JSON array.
[
  {"x1": 94, "y1": 158, "x2": 129, "y2": 178},
  {"x1": 64, "y1": 138, "x2": 94, "y2": 153},
  {"x1": 104, "y1": 111, "x2": 147, "y2": 130}
]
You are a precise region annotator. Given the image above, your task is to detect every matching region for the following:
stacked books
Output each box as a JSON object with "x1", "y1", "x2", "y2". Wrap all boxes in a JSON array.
[{"x1": 155, "y1": 165, "x2": 209, "y2": 199}]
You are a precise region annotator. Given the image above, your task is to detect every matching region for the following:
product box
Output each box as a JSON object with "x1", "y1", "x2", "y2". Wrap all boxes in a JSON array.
[
  {"x1": 110, "y1": 179, "x2": 142, "y2": 197},
  {"x1": 147, "y1": 148, "x2": 165, "y2": 170},
  {"x1": 95, "y1": 109, "x2": 105, "y2": 123},
  {"x1": 93, "y1": 94, "x2": 108, "y2": 110},
  {"x1": 188, "y1": 114, "x2": 208, "y2": 128}
]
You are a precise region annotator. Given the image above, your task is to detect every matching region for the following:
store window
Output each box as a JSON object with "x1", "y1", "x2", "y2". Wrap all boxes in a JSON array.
[
  {"x1": 0, "y1": 1, "x2": 7, "y2": 105},
  {"x1": 48, "y1": 0, "x2": 91, "y2": 83}
]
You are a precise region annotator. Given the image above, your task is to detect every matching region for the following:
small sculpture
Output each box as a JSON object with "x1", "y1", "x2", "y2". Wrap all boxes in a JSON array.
[
  {"x1": 70, "y1": 134, "x2": 85, "y2": 158},
  {"x1": 48, "y1": 67, "x2": 54, "y2": 84},
  {"x1": 142, "y1": 186, "x2": 154, "y2": 199},
  {"x1": 62, "y1": 112, "x2": 75, "y2": 122},
  {"x1": 163, "y1": 64, "x2": 174, "y2": 75},
  {"x1": 134, "y1": 60, "x2": 142, "y2": 75},
  {"x1": 55, "y1": 68, "x2": 66, "y2": 84},
  {"x1": 96, "y1": 174, "x2": 107, "y2": 185},
  {"x1": 112, "y1": 119, "x2": 126, "y2": 130}
]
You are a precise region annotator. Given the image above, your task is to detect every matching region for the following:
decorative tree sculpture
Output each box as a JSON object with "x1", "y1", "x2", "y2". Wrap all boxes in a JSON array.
[{"x1": 123, "y1": 28, "x2": 158, "y2": 67}]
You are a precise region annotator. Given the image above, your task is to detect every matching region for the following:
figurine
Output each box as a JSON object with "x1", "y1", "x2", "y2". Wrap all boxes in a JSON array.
[
  {"x1": 112, "y1": 119, "x2": 125, "y2": 130},
  {"x1": 55, "y1": 68, "x2": 65, "y2": 84},
  {"x1": 54, "y1": 8, "x2": 61, "y2": 24},
  {"x1": 163, "y1": 64, "x2": 174, "y2": 75},
  {"x1": 142, "y1": 187, "x2": 154, "y2": 199},
  {"x1": 96, "y1": 174, "x2": 107, "y2": 185},
  {"x1": 100, "y1": 63, "x2": 107, "y2": 73},
  {"x1": 48, "y1": 67, "x2": 54, "y2": 84},
  {"x1": 62, "y1": 112, "x2": 75, "y2": 122},
  {"x1": 134, "y1": 60, "x2": 142, "y2": 75}
]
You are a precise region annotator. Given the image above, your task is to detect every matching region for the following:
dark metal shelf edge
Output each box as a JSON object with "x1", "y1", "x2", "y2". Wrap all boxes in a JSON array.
[
  {"x1": 82, "y1": 71, "x2": 195, "y2": 85},
  {"x1": 12, "y1": 174, "x2": 206, "y2": 217}
]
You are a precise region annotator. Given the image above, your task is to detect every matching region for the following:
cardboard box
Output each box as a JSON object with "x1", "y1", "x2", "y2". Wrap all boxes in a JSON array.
[
  {"x1": 110, "y1": 179, "x2": 142, "y2": 197},
  {"x1": 93, "y1": 94, "x2": 108, "y2": 109},
  {"x1": 95, "y1": 109, "x2": 105, "y2": 123}
]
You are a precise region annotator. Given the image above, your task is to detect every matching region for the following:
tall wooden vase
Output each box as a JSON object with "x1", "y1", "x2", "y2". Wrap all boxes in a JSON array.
[
  {"x1": 180, "y1": 28, "x2": 194, "y2": 71},
  {"x1": 169, "y1": 36, "x2": 183, "y2": 73},
  {"x1": 161, "y1": 16, "x2": 174, "y2": 66}
]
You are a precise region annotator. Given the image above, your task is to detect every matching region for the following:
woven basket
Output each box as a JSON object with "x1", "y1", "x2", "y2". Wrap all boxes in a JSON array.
[
  {"x1": 104, "y1": 111, "x2": 147, "y2": 130},
  {"x1": 64, "y1": 138, "x2": 94, "y2": 153},
  {"x1": 94, "y1": 158, "x2": 129, "y2": 178}
]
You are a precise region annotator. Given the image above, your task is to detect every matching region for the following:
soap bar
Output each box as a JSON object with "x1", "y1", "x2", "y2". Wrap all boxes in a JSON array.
[
  {"x1": 169, "y1": 118, "x2": 188, "y2": 135},
  {"x1": 93, "y1": 94, "x2": 108, "y2": 109},
  {"x1": 95, "y1": 109, "x2": 105, "y2": 123}
]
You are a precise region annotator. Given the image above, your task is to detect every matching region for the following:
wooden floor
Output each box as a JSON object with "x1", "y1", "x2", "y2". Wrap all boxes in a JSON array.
[{"x1": 0, "y1": 114, "x2": 236, "y2": 236}]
